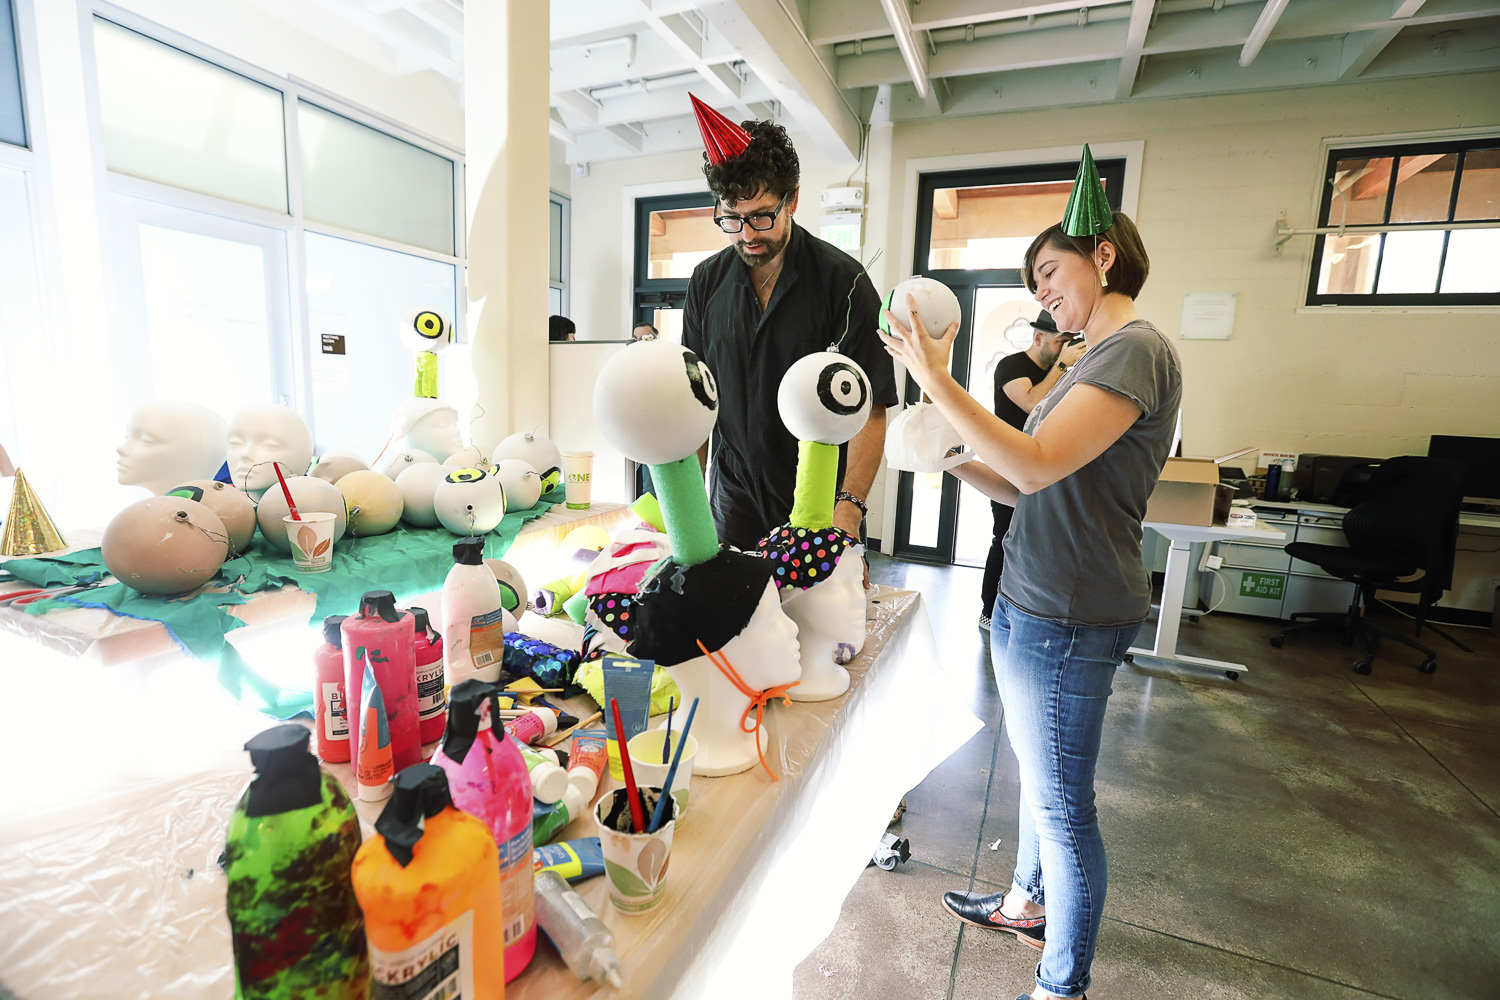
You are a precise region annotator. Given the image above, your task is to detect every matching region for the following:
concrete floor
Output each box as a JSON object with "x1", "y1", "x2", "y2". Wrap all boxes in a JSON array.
[{"x1": 793, "y1": 554, "x2": 1500, "y2": 1000}]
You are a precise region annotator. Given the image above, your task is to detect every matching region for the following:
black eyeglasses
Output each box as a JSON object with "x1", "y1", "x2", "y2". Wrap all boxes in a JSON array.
[{"x1": 714, "y1": 194, "x2": 789, "y2": 234}]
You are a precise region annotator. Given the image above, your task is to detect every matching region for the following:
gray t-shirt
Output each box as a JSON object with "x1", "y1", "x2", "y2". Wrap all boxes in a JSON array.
[{"x1": 1001, "y1": 320, "x2": 1183, "y2": 627}]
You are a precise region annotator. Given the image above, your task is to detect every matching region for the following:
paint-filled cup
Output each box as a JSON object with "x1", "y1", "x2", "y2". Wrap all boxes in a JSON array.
[
  {"x1": 626, "y1": 730, "x2": 698, "y2": 823},
  {"x1": 594, "y1": 786, "x2": 677, "y2": 914},
  {"x1": 562, "y1": 451, "x2": 594, "y2": 510},
  {"x1": 284, "y1": 512, "x2": 336, "y2": 573}
]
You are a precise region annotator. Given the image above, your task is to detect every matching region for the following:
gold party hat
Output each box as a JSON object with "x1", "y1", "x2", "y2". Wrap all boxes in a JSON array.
[{"x1": 2, "y1": 468, "x2": 67, "y2": 556}]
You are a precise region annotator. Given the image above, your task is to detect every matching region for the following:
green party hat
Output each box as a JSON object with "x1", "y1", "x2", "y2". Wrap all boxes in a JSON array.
[{"x1": 1061, "y1": 144, "x2": 1113, "y2": 237}]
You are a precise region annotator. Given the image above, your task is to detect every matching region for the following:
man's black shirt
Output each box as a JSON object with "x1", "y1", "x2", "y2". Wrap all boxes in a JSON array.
[
  {"x1": 684, "y1": 222, "x2": 897, "y2": 550},
  {"x1": 992, "y1": 350, "x2": 1050, "y2": 430}
]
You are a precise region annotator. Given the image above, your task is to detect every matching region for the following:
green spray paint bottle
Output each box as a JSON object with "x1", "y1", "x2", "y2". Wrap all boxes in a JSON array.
[{"x1": 225, "y1": 724, "x2": 369, "y2": 1000}]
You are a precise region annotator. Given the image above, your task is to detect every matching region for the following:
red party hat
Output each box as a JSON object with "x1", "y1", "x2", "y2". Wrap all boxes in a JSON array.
[{"x1": 690, "y1": 93, "x2": 751, "y2": 165}]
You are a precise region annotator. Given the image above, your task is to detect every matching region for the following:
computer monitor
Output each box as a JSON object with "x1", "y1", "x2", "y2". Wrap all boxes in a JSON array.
[{"x1": 1427, "y1": 435, "x2": 1500, "y2": 504}]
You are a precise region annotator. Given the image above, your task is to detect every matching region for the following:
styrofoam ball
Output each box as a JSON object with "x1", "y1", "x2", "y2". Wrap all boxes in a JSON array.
[
  {"x1": 434, "y1": 468, "x2": 507, "y2": 535},
  {"x1": 491, "y1": 431, "x2": 563, "y2": 494},
  {"x1": 395, "y1": 463, "x2": 456, "y2": 528},
  {"x1": 382, "y1": 449, "x2": 437, "y2": 480},
  {"x1": 164, "y1": 480, "x2": 257, "y2": 556},
  {"x1": 337, "y1": 470, "x2": 404, "y2": 536},
  {"x1": 484, "y1": 559, "x2": 527, "y2": 614},
  {"x1": 881, "y1": 276, "x2": 961, "y2": 339},
  {"x1": 103, "y1": 497, "x2": 228, "y2": 596},
  {"x1": 777, "y1": 351, "x2": 873, "y2": 445},
  {"x1": 490, "y1": 459, "x2": 542, "y2": 512},
  {"x1": 256, "y1": 476, "x2": 349, "y2": 553},
  {"x1": 310, "y1": 451, "x2": 368, "y2": 483},
  {"x1": 592, "y1": 340, "x2": 718, "y2": 465},
  {"x1": 400, "y1": 308, "x2": 453, "y2": 354},
  {"x1": 445, "y1": 447, "x2": 491, "y2": 472}
]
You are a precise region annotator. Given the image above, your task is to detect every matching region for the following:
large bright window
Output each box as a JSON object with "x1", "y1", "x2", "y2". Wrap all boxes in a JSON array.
[
  {"x1": 549, "y1": 191, "x2": 570, "y2": 317},
  {"x1": 0, "y1": 0, "x2": 23, "y2": 147},
  {"x1": 1308, "y1": 138, "x2": 1500, "y2": 306},
  {"x1": 633, "y1": 191, "x2": 716, "y2": 343}
]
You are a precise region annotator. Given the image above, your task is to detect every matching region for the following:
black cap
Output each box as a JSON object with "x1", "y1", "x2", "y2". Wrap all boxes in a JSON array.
[
  {"x1": 322, "y1": 614, "x2": 348, "y2": 648},
  {"x1": 375, "y1": 764, "x2": 454, "y2": 867},
  {"x1": 360, "y1": 590, "x2": 401, "y2": 623},
  {"x1": 410, "y1": 607, "x2": 431, "y2": 634},
  {"x1": 453, "y1": 537, "x2": 485, "y2": 566},
  {"x1": 242, "y1": 725, "x2": 322, "y2": 817},
  {"x1": 1031, "y1": 310, "x2": 1059, "y2": 334},
  {"x1": 441, "y1": 679, "x2": 497, "y2": 764}
]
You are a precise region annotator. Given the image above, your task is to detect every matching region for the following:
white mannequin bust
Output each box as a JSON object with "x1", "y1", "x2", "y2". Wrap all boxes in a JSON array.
[
  {"x1": 227, "y1": 404, "x2": 314, "y2": 496},
  {"x1": 116, "y1": 401, "x2": 228, "y2": 496},
  {"x1": 780, "y1": 547, "x2": 867, "y2": 701},
  {"x1": 664, "y1": 580, "x2": 801, "y2": 777},
  {"x1": 393, "y1": 399, "x2": 464, "y2": 463}
]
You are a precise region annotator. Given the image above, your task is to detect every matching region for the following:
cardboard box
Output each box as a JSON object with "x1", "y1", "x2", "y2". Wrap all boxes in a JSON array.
[{"x1": 1146, "y1": 457, "x2": 1234, "y2": 526}]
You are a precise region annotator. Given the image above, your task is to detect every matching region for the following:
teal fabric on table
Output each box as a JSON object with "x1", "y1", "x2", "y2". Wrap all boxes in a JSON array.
[
  {"x1": 14, "y1": 501, "x2": 555, "y2": 716},
  {"x1": 3, "y1": 548, "x2": 111, "y2": 587}
]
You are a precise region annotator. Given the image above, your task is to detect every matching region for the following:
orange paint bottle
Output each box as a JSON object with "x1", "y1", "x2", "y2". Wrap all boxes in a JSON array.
[{"x1": 351, "y1": 764, "x2": 506, "y2": 1000}]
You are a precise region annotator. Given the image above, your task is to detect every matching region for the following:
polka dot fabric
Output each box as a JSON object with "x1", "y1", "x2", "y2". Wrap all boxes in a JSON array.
[
  {"x1": 589, "y1": 593, "x2": 638, "y2": 644},
  {"x1": 754, "y1": 524, "x2": 857, "y2": 592}
]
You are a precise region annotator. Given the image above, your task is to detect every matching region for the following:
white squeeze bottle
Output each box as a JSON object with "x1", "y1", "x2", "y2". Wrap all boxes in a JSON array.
[{"x1": 442, "y1": 536, "x2": 509, "y2": 687}]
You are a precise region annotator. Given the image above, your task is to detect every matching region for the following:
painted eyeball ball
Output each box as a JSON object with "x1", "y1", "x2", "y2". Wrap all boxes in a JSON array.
[
  {"x1": 165, "y1": 480, "x2": 257, "y2": 556},
  {"x1": 592, "y1": 340, "x2": 718, "y2": 465},
  {"x1": 103, "y1": 497, "x2": 229, "y2": 596},
  {"x1": 311, "y1": 451, "x2": 369, "y2": 484},
  {"x1": 395, "y1": 463, "x2": 456, "y2": 528},
  {"x1": 880, "y1": 276, "x2": 961, "y2": 339},
  {"x1": 400, "y1": 308, "x2": 453, "y2": 354},
  {"x1": 444, "y1": 446, "x2": 491, "y2": 472},
  {"x1": 434, "y1": 468, "x2": 507, "y2": 535},
  {"x1": 256, "y1": 476, "x2": 350, "y2": 553},
  {"x1": 336, "y1": 470, "x2": 405, "y2": 537},
  {"x1": 777, "y1": 351, "x2": 873, "y2": 445},
  {"x1": 490, "y1": 458, "x2": 542, "y2": 512},
  {"x1": 490, "y1": 432, "x2": 563, "y2": 494},
  {"x1": 381, "y1": 448, "x2": 437, "y2": 480},
  {"x1": 484, "y1": 559, "x2": 527, "y2": 614}
]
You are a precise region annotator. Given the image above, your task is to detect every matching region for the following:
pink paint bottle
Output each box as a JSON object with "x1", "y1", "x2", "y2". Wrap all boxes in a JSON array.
[
  {"x1": 342, "y1": 591, "x2": 422, "y2": 774},
  {"x1": 433, "y1": 679, "x2": 538, "y2": 981},
  {"x1": 410, "y1": 606, "x2": 447, "y2": 747},
  {"x1": 504, "y1": 707, "x2": 559, "y2": 746},
  {"x1": 313, "y1": 615, "x2": 351, "y2": 763}
]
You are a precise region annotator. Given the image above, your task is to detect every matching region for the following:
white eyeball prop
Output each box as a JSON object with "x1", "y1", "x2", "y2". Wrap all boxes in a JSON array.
[
  {"x1": 777, "y1": 351, "x2": 873, "y2": 445},
  {"x1": 103, "y1": 497, "x2": 229, "y2": 596},
  {"x1": 401, "y1": 308, "x2": 453, "y2": 354},
  {"x1": 484, "y1": 559, "x2": 528, "y2": 614},
  {"x1": 164, "y1": 480, "x2": 257, "y2": 556},
  {"x1": 490, "y1": 458, "x2": 542, "y2": 512},
  {"x1": 382, "y1": 449, "x2": 436, "y2": 480},
  {"x1": 336, "y1": 470, "x2": 405, "y2": 537},
  {"x1": 445, "y1": 447, "x2": 491, "y2": 472},
  {"x1": 433, "y1": 468, "x2": 507, "y2": 535},
  {"x1": 255, "y1": 476, "x2": 349, "y2": 553},
  {"x1": 395, "y1": 463, "x2": 456, "y2": 528},
  {"x1": 881, "y1": 276, "x2": 961, "y2": 339},
  {"x1": 490, "y1": 431, "x2": 563, "y2": 493},
  {"x1": 592, "y1": 340, "x2": 719, "y2": 465}
]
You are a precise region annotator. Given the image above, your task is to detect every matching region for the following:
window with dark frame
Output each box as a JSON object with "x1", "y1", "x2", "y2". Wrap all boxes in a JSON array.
[
  {"x1": 632, "y1": 191, "x2": 717, "y2": 343},
  {"x1": 1306, "y1": 137, "x2": 1500, "y2": 307}
]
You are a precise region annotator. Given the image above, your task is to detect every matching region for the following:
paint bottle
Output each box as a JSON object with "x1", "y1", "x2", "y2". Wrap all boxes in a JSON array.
[
  {"x1": 352, "y1": 764, "x2": 506, "y2": 1000},
  {"x1": 532, "y1": 783, "x2": 588, "y2": 846},
  {"x1": 566, "y1": 732, "x2": 608, "y2": 801},
  {"x1": 503, "y1": 707, "x2": 558, "y2": 746},
  {"x1": 534, "y1": 870, "x2": 623, "y2": 989},
  {"x1": 411, "y1": 606, "x2": 447, "y2": 747},
  {"x1": 343, "y1": 590, "x2": 421, "y2": 773},
  {"x1": 313, "y1": 614, "x2": 351, "y2": 763},
  {"x1": 225, "y1": 725, "x2": 368, "y2": 1000},
  {"x1": 357, "y1": 661, "x2": 395, "y2": 802},
  {"x1": 516, "y1": 740, "x2": 571, "y2": 803},
  {"x1": 442, "y1": 537, "x2": 508, "y2": 687},
  {"x1": 433, "y1": 680, "x2": 538, "y2": 981}
]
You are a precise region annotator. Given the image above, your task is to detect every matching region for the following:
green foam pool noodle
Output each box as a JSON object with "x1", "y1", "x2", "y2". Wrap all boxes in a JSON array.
[
  {"x1": 631, "y1": 492, "x2": 666, "y2": 533},
  {"x1": 564, "y1": 589, "x2": 590, "y2": 625},
  {"x1": 789, "y1": 440, "x2": 838, "y2": 530},
  {"x1": 648, "y1": 455, "x2": 719, "y2": 566}
]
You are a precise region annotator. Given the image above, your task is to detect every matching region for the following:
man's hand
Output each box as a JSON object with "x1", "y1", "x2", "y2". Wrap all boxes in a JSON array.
[
  {"x1": 833, "y1": 499, "x2": 864, "y2": 539},
  {"x1": 1059, "y1": 340, "x2": 1087, "y2": 367}
]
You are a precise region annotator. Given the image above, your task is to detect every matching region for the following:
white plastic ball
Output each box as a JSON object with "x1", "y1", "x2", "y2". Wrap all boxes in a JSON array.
[
  {"x1": 490, "y1": 431, "x2": 563, "y2": 494},
  {"x1": 310, "y1": 451, "x2": 369, "y2": 483},
  {"x1": 433, "y1": 468, "x2": 507, "y2": 535},
  {"x1": 382, "y1": 449, "x2": 436, "y2": 480},
  {"x1": 445, "y1": 447, "x2": 491, "y2": 472},
  {"x1": 336, "y1": 470, "x2": 405, "y2": 536},
  {"x1": 592, "y1": 340, "x2": 719, "y2": 465},
  {"x1": 777, "y1": 351, "x2": 873, "y2": 445},
  {"x1": 395, "y1": 463, "x2": 455, "y2": 528},
  {"x1": 256, "y1": 476, "x2": 350, "y2": 553},
  {"x1": 882, "y1": 276, "x2": 961, "y2": 339},
  {"x1": 490, "y1": 458, "x2": 542, "y2": 512},
  {"x1": 400, "y1": 308, "x2": 453, "y2": 354}
]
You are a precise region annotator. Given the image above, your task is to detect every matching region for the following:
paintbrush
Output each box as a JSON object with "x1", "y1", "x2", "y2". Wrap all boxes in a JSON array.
[
  {"x1": 648, "y1": 696, "x2": 697, "y2": 833},
  {"x1": 272, "y1": 462, "x2": 301, "y2": 520},
  {"x1": 663, "y1": 697, "x2": 675, "y2": 764},
  {"x1": 541, "y1": 710, "x2": 602, "y2": 748},
  {"x1": 610, "y1": 697, "x2": 645, "y2": 834}
]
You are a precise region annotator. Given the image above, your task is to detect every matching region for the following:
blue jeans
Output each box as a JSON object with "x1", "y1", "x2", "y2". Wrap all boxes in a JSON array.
[{"x1": 990, "y1": 596, "x2": 1140, "y2": 998}]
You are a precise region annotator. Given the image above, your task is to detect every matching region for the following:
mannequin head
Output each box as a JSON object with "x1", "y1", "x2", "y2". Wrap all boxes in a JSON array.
[
  {"x1": 116, "y1": 401, "x2": 228, "y2": 496},
  {"x1": 393, "y1": 398, "x2": 464, "y2": 462},
  {"x1": 227, "y1": 404, "x2": 314, "y2": 495},
  {"x1": 779, "y1": 546, "x2": 866, "y2": 699}
]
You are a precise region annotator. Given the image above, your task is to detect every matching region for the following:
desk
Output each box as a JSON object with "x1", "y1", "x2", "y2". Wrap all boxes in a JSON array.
[{"x1": 1129, "y1": 520, "x2": 1287, "y2": 678}]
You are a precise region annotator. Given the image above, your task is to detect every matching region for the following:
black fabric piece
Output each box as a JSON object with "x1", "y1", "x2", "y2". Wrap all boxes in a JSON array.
[
  {"x1": 375, "y1": 764, "x2": 453, "y2": 867},
  {"x1": 992, "y1": 350, "x2": 1049, "y2": 433},
  {"x1": 441, "y1": 679, "x2": 498, "y2": 765},
  {"x1": 243, "y1": 725, "x2": 322, "y2": 818},
  {"x1": 630, "y1": 548, "x2": 777, "y2": 666},
  {"x1": 453, "y1": 537, "x2": 485, "y2": 566},
  {"x1": 684, "y1": 221, "x2": 898, "y2": 550},
  {"x1": 322, "y1": 615, "x2": 347, "y2": 649},
  {"x1": 602, "y1": 787, "x2": 659, "y2": 833},
  {"x1": 360, "y1": 590, "x2": 401, "y2": 623}
]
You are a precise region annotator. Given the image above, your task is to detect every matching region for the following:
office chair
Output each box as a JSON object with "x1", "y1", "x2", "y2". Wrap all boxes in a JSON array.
[{"x1": 1268, "y1": 456, "x2": 1468, "y2": 675}]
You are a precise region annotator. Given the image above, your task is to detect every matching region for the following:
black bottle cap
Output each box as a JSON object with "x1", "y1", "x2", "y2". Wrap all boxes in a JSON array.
[
  {"x1": 360, "y1": 590, "x2": 401, "y2": 623},
  {"x1": 242, "y1": 725, "x2": 322, "y2": 817},
  {"x1": 453, "y1": 537, "x2": 485, "y2": 566},
  {"x1": 410, "y1": 607, "x2": 431, "y2": 634},
  {"x1": 375, "y1": 764, "x2": 454, "y2": 867},
  {"x1": 441, "y1": 679, "x2": 497, "y2": 764},
  {"x1": 322, "y1": 614, "x2": 348, "y2": 648}
]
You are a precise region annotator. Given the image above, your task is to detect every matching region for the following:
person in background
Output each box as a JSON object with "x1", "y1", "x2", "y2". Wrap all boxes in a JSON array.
[
  {"x1": 549, "y1": 315, "x2": 576, "y2": 342},
  {"x1": 979, "y1": 311, "x2": 1085, "y2": 629},
  {"x1": 631, "y1": 323, "x2": 658, "y2": 342}
]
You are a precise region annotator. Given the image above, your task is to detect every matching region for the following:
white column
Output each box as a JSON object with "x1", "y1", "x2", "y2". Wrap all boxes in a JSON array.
[{"x1": 464, "y1": 0, "x2": 551, "y2": 453}]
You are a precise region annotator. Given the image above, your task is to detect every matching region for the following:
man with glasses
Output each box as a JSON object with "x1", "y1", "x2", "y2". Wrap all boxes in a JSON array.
[{"x1": 683, "y1": 114, "x2": 896, "y2": 551}]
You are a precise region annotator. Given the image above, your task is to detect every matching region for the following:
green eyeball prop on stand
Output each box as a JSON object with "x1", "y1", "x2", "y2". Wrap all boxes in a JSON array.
[
  {"x1": 880, "y1": 276, "x2": 961, "y2": 340},
  {"x1": 433, "y1": 468, "x2": 506, "y2": 535},
  {"x1": 777, "y1": 350, "x2": 872, "y2": 446},
  {"x1": 400, "y1": 308, "x2": 454, "y2": 398}
]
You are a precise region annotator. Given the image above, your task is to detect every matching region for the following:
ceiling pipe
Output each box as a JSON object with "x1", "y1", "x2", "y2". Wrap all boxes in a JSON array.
[{"x1": 1239, "y1": 0, "x2": 1291, "y2": 66}]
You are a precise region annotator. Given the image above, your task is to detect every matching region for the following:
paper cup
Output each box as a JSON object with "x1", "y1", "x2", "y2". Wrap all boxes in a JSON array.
[
  {"x1": 284, "y1": 512, "x2": 336, "y2": 573},
  {"x1": 562, "y1": 451, "x2": 593, "y2": 511},
  {"x1": 627, "y1": 730, "x2": 698, "y2": 822},
  {"x1": 595, "y1": 786, "x2": 677, "y2": 914}
]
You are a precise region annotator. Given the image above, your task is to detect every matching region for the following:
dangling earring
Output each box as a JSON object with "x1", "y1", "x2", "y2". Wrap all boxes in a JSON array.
[{"x1": 1098, "y1": 266, "x2": 1109, "y2": 288}]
